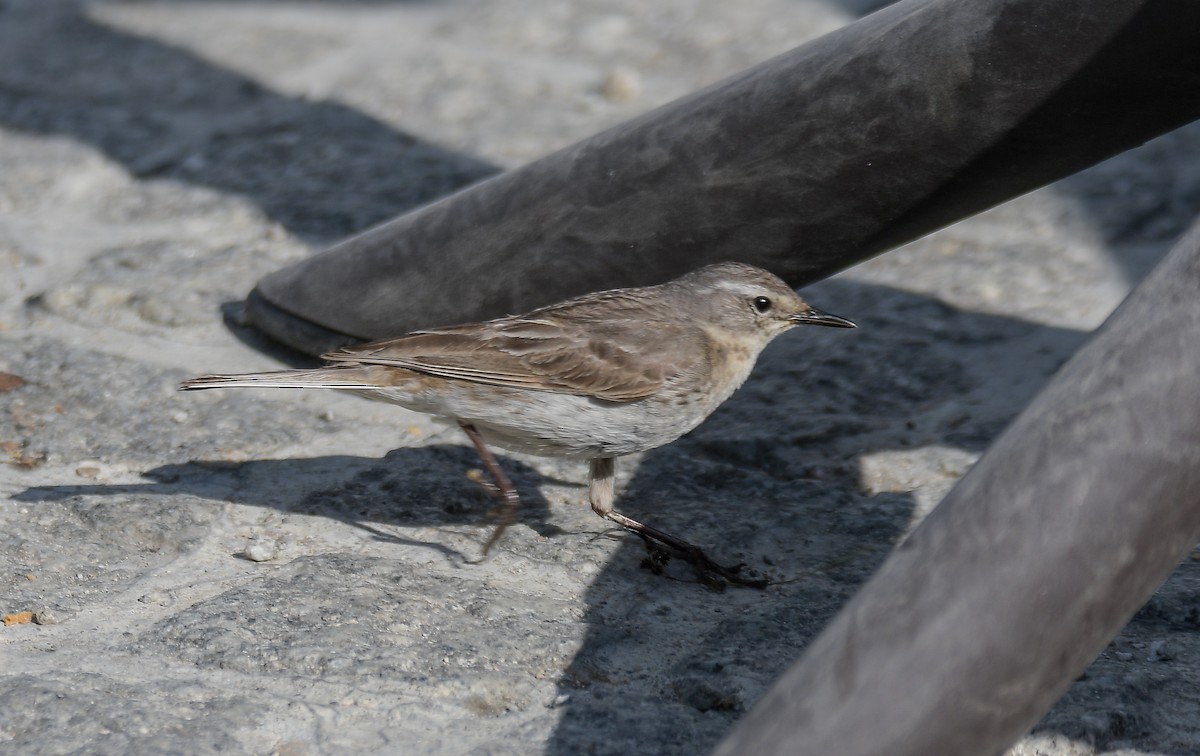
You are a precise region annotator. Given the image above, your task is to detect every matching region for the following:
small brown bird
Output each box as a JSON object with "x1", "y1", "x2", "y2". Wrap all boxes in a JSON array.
[{"x1": 181, "y1": 262, "x2": 855, "y2": 587}]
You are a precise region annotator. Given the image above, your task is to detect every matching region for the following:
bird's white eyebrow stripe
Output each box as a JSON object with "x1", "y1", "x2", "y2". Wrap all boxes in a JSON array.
[{"x1": 713, "y1": 280, "x2": 768, "y2": 297}]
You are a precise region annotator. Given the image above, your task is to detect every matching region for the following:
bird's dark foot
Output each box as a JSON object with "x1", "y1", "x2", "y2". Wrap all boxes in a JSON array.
[
  {"x1": 638, "y1": 537, "x2": 768, "y2": 590},
  {"x1": 639, "y1": 536, "x2": 672, "y2": 576}
]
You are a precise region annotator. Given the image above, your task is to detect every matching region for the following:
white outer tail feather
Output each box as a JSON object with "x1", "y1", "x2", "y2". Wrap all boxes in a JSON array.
[{"x1": 179, "y1": 369, "x2": 378, "y2": 391}]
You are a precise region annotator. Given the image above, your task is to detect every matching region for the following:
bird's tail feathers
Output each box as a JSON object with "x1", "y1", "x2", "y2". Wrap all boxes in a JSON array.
[{"x1": 180, "y1": 367, "x2": 378, "y2": 391}]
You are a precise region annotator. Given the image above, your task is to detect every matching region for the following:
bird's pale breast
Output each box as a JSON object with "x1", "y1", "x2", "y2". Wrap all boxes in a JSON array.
[{"x1": 350, "y1": 323, "x2": 766, "y2": 459}]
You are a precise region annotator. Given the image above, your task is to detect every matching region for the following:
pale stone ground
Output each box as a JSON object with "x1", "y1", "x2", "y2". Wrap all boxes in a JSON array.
[{"x1": 2, "y1": 1, "x2": 1198, "y2": 754}]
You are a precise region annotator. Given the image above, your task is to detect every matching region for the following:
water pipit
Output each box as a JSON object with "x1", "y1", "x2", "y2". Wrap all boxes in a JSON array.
[{"x1": 181, "y1": 262, "x2": 855, "y2": 587}]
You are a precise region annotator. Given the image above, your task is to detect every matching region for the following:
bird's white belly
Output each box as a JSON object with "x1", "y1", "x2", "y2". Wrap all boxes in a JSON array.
[{"x1": 359, "y1": 383, "x2": 712, "y2": 460}]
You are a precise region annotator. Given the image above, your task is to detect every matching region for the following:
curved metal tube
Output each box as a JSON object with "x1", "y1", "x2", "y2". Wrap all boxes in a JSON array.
[
  {"x1": 713, "y1": 218, "x2": 1200, "y2": 755},
  {"x1": 249, "y1": 0, "x2": 1200, "y2": 355}
]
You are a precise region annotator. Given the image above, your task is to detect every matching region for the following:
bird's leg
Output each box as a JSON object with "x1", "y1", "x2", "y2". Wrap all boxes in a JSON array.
[
  {"x1": 587, "y1": 458, "x2": 768, "y2": 590},
  {"x1": 460, "y1": 423, "x2": 520, "y2": 556},
  {"x1": 587, "y1": 457, "x2": 616, "y2": 517}
]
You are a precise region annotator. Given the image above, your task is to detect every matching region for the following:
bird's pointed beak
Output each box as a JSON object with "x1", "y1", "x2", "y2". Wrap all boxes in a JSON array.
[{"x1": 791, "y1": 307, "x2": 857, "y2": 328}]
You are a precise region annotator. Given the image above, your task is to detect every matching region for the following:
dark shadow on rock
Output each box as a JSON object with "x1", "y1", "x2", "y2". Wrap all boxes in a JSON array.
[
  {"x1": 14, "y1": 444, "x2": 565, "y2": 563},
  {"x1": 542, "y1": 277, "x2": 1198, "y2": 756},
  {"x1": 0, "y1": 0, "x2": 498, "y2": 241},
  {"x1": 538, "y1": 279, "x2": 1097, "y2": 755},
  {"x1": 553, "y1": 281, "x2": 1200, "y2": 753},
  {"x1": 1055, "y1": 120, "x2": 1200, "y2": 285}
]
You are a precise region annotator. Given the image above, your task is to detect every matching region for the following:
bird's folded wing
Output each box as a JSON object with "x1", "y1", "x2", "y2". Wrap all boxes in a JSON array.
[{"x1": 322, "y1": 316, "x2": 697, "y2": 402}]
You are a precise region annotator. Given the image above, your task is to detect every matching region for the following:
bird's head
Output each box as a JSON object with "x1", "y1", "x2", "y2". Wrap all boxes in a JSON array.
[{"x1": 671, "y1": 262, "x2": 856, "y2": 344}]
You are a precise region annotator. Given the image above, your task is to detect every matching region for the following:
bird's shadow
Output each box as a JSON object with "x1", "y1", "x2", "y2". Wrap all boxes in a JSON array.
[{"x1": 13, "y1": 445, "x2": 572, "y2": 566}]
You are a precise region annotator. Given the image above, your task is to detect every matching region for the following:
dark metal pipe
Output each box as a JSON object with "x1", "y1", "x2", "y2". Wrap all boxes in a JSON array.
[
  {"x1": 712, "y1": 218, "x2": 1200, "y2": 756},
  {"x1": 248, "y1": 0, "x2": 1200, "y2": 355}
]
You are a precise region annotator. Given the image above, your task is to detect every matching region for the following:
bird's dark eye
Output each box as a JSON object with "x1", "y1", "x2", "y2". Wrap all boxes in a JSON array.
[{"x1": 752, "y1": 296, "x2": 773, "y2": 314}]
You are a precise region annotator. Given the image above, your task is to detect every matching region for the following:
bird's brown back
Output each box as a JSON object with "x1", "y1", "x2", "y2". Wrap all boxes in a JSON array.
[{"x1": 322, "y1": 287, "x2": 710, "y2": 403}]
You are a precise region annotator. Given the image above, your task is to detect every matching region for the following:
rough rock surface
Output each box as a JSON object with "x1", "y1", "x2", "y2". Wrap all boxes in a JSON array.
[{"x1": 2, "y1": 1, "x2": 1198, "y2": 754}]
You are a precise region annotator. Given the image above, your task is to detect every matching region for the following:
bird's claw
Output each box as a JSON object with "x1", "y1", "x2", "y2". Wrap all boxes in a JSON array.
[{"x1": 638, "y1": 537, "x2": 769, "y2": 590}]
